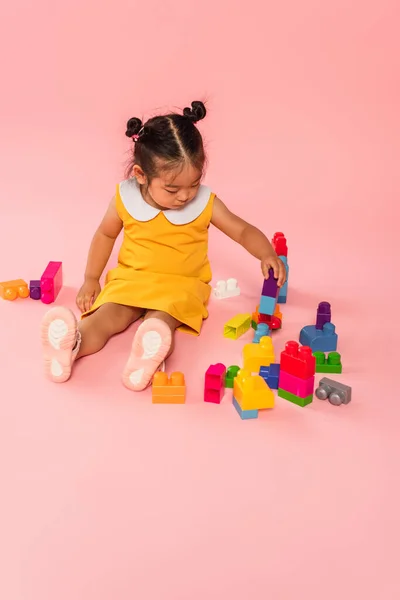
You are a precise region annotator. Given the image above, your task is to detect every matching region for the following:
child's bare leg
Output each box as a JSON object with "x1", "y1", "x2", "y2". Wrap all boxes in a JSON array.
[
  {"x1": 122, "y1": 310, "x2": 181, "y2": 391},
  {"x1": 77, "y1": 303, "x2": 144, "y2": 358}
]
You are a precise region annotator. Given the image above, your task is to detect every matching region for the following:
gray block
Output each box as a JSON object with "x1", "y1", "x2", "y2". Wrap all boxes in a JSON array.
[{"x1": 315, "y1": 377, "x2": 352, "y2": 406}]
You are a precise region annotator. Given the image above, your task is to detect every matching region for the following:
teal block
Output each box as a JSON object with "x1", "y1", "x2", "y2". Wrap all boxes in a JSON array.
[
  {"x1": 233, "y1": 396, "x2": 259, "y2": 420},
  {"x1": 259, "y1": 294, "x2": 276, "y2": 315}
]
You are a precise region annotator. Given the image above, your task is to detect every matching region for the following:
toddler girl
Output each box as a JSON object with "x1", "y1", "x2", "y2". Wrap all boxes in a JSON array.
[{"x1": 41, "y1": 101, "x2": 286, "y2": 391}]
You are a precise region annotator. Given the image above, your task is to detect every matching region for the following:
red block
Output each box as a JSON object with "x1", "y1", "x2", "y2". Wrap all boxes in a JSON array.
[
  {"x1": 280, "y1": 341, "x2": 316, "y2": 380},
  {"x1": 272, "y1": 232, "x2": 288, "y2": 257}
]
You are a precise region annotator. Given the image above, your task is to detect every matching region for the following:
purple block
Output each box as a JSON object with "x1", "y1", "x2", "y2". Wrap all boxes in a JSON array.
[
  {"x1": 316, "y1": 301, "x2": 331, "y2": 330},
  {"x1": 261, "y1": 268, "x2": 279, "y2": 299},
  {"x1": 29, "y1": 280, "x2": 41, "y2": 300}
]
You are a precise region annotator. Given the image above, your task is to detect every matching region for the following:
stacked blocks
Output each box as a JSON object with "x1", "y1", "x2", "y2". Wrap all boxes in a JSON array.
[
  {"x1": 315, "y1": 377, "x2": 351, "y2": 406},
  {"x1": 29, "y1": 280, "x2": 41, "y2": 300},
  {"x1": 213, "y1": 278, "x2": 240, "y2": 299},
  {"x1": 0, "y1": 279, "x2": 29, "y2": 300},
  {"x1": 314, "y1": 351, "x2": 342, "y2": 374},
  {"x1": 272, "y1": 232, "x2": 289, "y2": 304},
  {"x1": 259, "y1": 363, "x2": 280, "y2": 389},
  {"x1": 223, "y1": 313, "x2": 251, "y2": 340},
  {"x1": 259, "y1": 268, "x2": 279, "y2": 315},
  {"x1": 278, "y1": 341, "x2": 316, "y2": 407},
  {"x1": 300, "y1": 301, "x2": 338, "y2": 352},
  {"x1": 204, "y1": 363, "x2": 226, "y2": 403},
  {"x1": 233, "y1": 369, "x2": 274, "y2": 419},
  {"x1": 41, "y1": 261, "x2": 63, "y2": 304},
  {"x1": 243, "y1": 336, "x2": 275, "y2": 372},
  {"x1": 225, "y1": 365, "x2": 240, "y2": 388},
  {"x1": 253, "y1": 323, "x2": 270, "y2": 343},
  {"x1": 152, "y1": 372, "x2": 186, "y2": 403},
  {"x1": 252, "y1": 304, "x2": 282, "y2": 331}
]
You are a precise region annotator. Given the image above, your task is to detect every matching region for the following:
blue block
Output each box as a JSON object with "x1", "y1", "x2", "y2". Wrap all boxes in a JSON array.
[
  {"x1": 279, "y1": 255, "x2": 289, "y2": 278},
  {"x1": 299, "y1": 322, "x2": 338, "y2": 352},
  {"x1": 259, "y1": 294, "x2": 277, "y2": 315},
  {"x1": 278, "y1": 281, "x2": 288, "y2": 303},
  {"x1": 259, "y1": 363, "x2": 280, "y2": 389},
  {"x1": 252, "y1": 323, "x2": 270, "y2": 343},
  {"x1": 232, "y1": 396, "x2": 259, "y2": 420}
]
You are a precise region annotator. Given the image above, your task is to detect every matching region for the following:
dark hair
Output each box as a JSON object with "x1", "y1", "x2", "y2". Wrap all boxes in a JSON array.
[{"x1": 125, "y1": 101, "x2": 207, "y2": 180}]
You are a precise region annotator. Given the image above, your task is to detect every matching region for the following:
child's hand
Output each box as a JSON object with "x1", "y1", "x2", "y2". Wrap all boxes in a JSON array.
[
  {"x1": 261, "y1": 254, "x2": 286, "y2": 287},
  {"x1": 76, "y1": 278, "x2": 101, "y2": 313}
]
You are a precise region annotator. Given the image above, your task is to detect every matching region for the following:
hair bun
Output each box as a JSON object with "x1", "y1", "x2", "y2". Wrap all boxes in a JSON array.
[
  {"x1": 125, "y1": 117, "x2": 143, "y2": 137},
  {"x1": 183, "y1": 101, "x2": 206, "y2": 123}
]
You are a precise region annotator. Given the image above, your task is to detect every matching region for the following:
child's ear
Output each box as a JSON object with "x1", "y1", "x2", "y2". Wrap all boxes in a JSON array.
[{"x1": 132, "y1": 164, "x2": 147, "y2": 184}]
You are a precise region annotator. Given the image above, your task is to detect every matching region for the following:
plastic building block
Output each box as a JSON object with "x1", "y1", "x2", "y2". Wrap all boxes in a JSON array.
[
  {"x1": 314, "y1": 351, "x2": 342, "y2": 374},
  {"x1": 253, "y1": 304, "x2": 282, "y2": 330},
  {"x1": 280, "y1": 341, "x2": 316, "y2": 379},
  {"x1": 315, "y1": 377, "x2": 351, "y2": 406},
  {"x1": 204, "y1": 387, "x2": 225, "y2": 403},
  {"x1": 272, "y1": 232, "x2": 288, "y2": 257},
  {"x1": 213, "y1": 278, "x2": 240, "y2": 299},
  {"x1": 253, "y1": 323, "x2": 270, "y2": 343},
  {"x1": 316, "y1": 301, "x2": 331, "y2": 330},
  {"x1": 225, "y1": 365, "x2": 240, "y2": 388},
  {"x1": 223, "y1": 313, "x2": 251, "y2": 340},
  {"x1": 261, "y1": 268, "x2": 279, "y2": 298},
  {"x1": 29, "y1": 280, "x2": 41, "y2": 300},
  {"x1": 278, "y1": 281, "x2": 287, "y2": 304},
  {"x1": 152, "y1": 372, "x2": 186, "y2": 403},
  {"x1": 40, "y1": 261, "x2": 63, "y2": 304},
  {"x1": 259, "y1": 363, "x2": 280, "y2": 389},
  {"x1": 234, "y1": 369, "x2": 274, "y2": 410},
  {"x1": 205, "y1": 363, "x2": 226, "y2": 390},
  {"x1": 243, "y1": 336, "x2": 275, "y2": 373},
  {"x1": 251, "y1": 320, "x2": 257, "y2": 330},
  {"x1": 278, "y1": 387, "x2": 313, "y2": 407},
  {"x1": 300, "y1": 322, "x2": 338, "y2": 352},
  {"x1": 259, "y1": 294, "x2": 277, "y2": 316},
  {"x1": 0, "y1": 279, "x2": 29, "y2": 300},
  {"x1": 279, "y1": 370, "x2": 315, "y2": 397},
  {"x1": 232, "y1": 396, "x2": 259, "y2": 420}
]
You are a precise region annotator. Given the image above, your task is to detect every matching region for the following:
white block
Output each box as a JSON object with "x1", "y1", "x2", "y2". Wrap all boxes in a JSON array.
[{"x1": 212, "y1": 278, "x2": 241, "y2": 299}]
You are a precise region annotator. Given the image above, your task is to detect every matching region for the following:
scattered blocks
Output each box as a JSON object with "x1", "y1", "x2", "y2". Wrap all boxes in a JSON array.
[
  {"x1": 253, "y1": 323, "x2": 270, "y2": 343},
  {"x1": 272, "y1": 232, "x2": 288, "y2": 257},
  {"x1": 259, "y1": 363, "x2": 280, "y2": 389},
  {"x1": 315, "y1": 377, "x2": 351, "y2": 406},
  {"x1": 278, "y1": 387, "x2": 313, "y2": 408},
  {"x1": 243, "y1": 336, "x2": 275, "y2": 372},
  {"x1": 152, "y1": 372, "x2": 186, "y2": 404},
  {"x1": 280, "y1": 341, "x2": 316, "y2": 380},
  {"x1": 29, "y1": 280, "x2": 41, "y2": 300},
  {"x1": 316, "y1": 301, "x2": 331, "y2": 330},
  {"x1": 225, "y1": 365, "x2": 240, "y2": 388},
  {"x1": 300, "y1": 322, "x2": 338, "y2": 352},
  {"x1": 314, "y1": 351, "x2": 342, "y2": 374},
  {"x1": 40, "y1": 261, "x2": 63, "y2": 304},
  {"x1": 204, "y1": 363, "x2": 226, "y2": 403},
  {"x1": 234, "y1": 369, "x2": 274, "y2": 410},
  {"x1": 232, "y1": 396, "x2": 259, "y2": 420},
  {"x1": 0, "y1": 279, "x2": 29, "y2": 300},
  {"x1": 223, "y1": 313, "x2": 251, "y2": 340},
  {"x1": 213, "y1": 278, "x2": 240, "y2": 299}
]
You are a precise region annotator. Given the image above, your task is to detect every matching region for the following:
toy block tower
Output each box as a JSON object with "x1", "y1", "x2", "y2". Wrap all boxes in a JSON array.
[
  {"x1": 272, "y1": 232, "x2": 289, "y2": 303},
  {"x1": 278, "y1": 341, "x2": 316, "y2": 407}
]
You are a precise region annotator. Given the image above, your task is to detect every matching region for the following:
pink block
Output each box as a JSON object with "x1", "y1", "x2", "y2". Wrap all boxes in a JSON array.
[
  {"x1": 279, "y1": 370, "x2": 315, "y2": 397},
  {"x1": 204, "y1": 386, "x2": 224, "y2": 404},
  {"x1": 40, "y1": 261, "x2": 63, "y2": 304},
  {"x1": 205, "y1": 363, "x2": 226, "y2": 391}
]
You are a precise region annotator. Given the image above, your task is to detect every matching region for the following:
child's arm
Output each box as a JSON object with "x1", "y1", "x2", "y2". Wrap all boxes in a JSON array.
[
  {"x1": 76, "y1": 197, "x2": 123, "y2": 312},
  {"x1": 211, "y1": 197, "x2": 286, "y2": 286}
]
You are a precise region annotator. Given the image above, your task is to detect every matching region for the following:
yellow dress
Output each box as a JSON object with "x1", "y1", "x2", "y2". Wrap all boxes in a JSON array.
[{"x1": 83, "y1": 178, "x2": 215, "y2": 335}]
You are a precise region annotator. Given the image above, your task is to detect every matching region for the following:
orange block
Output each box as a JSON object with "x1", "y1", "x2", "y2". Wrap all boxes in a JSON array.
[
  {"x1": 234, "y1": 369, "x2": 274, "y2": 410},
  {"x1": 152, "y1": 372, "x2": 186, "y2": 404},
  {"x1": 0, "y1": 279, "x2": 29, "y2": 300}
]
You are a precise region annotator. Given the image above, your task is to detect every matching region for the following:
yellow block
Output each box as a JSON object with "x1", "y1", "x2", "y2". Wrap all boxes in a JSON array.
[
  {"x1": 243, "y1": 336, "x2": 275, "y2": 372},
  {"x1": 0, "y1": 279, "x2": 29, "y2": 300},
  {"x1": 223, "y1": 313, "x2": 251, "y2": 340},
  {"x1": 234, "y1": 369, "x2": 274, "y2": 410},
  {"x1": 152, "y1": 372, "x2": 186, "y2": 404}
]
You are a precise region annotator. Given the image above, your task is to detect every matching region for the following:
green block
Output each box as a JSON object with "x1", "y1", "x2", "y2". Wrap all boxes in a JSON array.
[
  {"x1": 225, "y1": 365, "x2": 240, "y2": 388},
  {"x1": 313, "y1": 351, "x2": 342, "y2": 374},
  {"x1": 251, "y1": 320, "x2": 257, "y2": 330},
  {"x1": 278, "y1": 388, "x2": 313, "y2": 407}
]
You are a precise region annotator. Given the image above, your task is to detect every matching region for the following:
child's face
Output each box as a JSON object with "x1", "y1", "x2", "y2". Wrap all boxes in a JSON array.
[{"x1": 134, "y1": 163, "x2": 203, "y2": 210}]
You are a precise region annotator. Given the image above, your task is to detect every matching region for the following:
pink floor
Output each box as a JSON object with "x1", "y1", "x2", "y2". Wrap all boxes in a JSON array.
[{"x1": 1, "y1": 1, "x2": 398, "y2": 599}]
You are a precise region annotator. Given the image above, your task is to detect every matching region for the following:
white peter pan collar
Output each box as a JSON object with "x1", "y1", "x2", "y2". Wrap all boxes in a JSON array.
[{"x1": 119, "y1": 178, "x2": 212, "y2": 225}]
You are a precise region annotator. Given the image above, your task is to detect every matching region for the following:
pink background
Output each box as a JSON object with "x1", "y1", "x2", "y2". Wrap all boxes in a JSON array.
[{"x1": 0, "y1": 1, "x2": 398, "y2": 598}]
